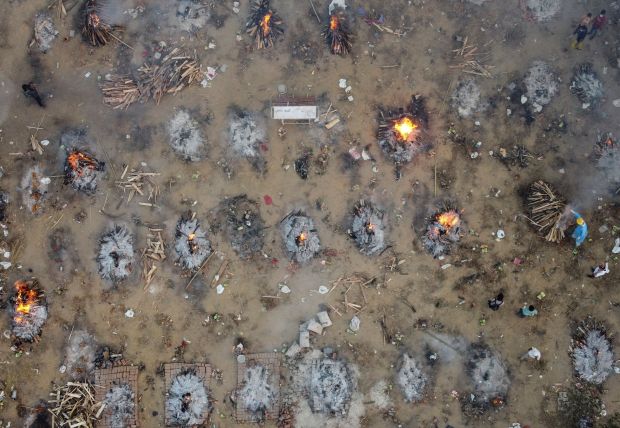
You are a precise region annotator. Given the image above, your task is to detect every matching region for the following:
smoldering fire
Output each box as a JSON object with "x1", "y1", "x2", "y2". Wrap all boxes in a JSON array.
[
  {"x1": 174, "y1": 213, "x2": 212, "y2": 271},
  {"x1": 421, "y1": 205, "x2": 463, "y2": 258},
  {"x1": 82, "y1": 0, "x2": 115, "y2": 47},
  {"x1": 11, "y1": 280, "x2": 48, "y2": 343},
  {"x1": 64, "y1": 149, "x2": 105, "y2": 193},
  {"x1": 280, "y1": 211, "x2": 321, "y2": 263},
  {"x1": 349, "y1": 200, "x2": 386, "y2": 256}
]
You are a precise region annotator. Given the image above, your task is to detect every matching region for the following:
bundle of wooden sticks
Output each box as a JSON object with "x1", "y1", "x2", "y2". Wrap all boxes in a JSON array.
[{"x1": 526, "y1": 180, "x2": 567, "y2": 243}]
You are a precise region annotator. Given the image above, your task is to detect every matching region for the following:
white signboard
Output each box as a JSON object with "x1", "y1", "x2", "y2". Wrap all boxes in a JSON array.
[{"x1": 272, "y1": 105, "x2": 318, "y2": 120}]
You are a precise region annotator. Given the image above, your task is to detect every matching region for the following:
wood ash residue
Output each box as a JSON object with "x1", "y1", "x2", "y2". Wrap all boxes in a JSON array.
[
  {"x1": 10, "y1": 280, "x2": 47, "y2": 343},
  {"x1": 97, "y1": 224, "x2": 135, "y2": 283},
  {"x1": 63, "y1": 330, "x2": 97, "y2": 381},
  {"x1": 570, "y1": 62, "x2": 604, "y2": 108},
  {"x1": 220, "y1": 195, "x2": 265, "y2": 259},
  {"x1": 174, "y1": 212, "x2": 212, "y2": 271},
  {"x1": 395, "y1": 353, "x2": 428, "y2": 403},
  {"x1": 280, "y1": 211, "x2": 321, "y2": 263},
  {"x1": 167, "y1": 109, "x2": 207, "y2": 162},
  {"x1": 235, "y1": 363, "x2": 278, "y2": 422},
  {"x1": 63, "y1": 148, "x2": 105, "y2": 193},
  {"x1": 571, "y1": 318, "x2": 614, "y2": 385},
  {"x1": 348, "y1": 200, "x2": 386, "y2": 256},
  {"x1": 227, "y1": 109, "x2": 267, "y2": 172},
  {"x1": 463, "y1": 343, "x2": 510, "y2": 414},
  {"x1": 309, "y1": 357, "x2": 354, "y2": 415},
  {"x1": 104, "y1": 383, "x2": 135, "y2": 428},
  {"x1": 166, "y1": 369, "x2": 211, "y2": 426}
]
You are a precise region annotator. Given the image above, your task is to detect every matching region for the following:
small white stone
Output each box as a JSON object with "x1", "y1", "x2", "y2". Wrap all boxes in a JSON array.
[
  {"x1": 338, "y1": 78, "x2": 347, "y2": 88},
  {"x1": 345, "y1": 86, "x2": 352, "y2": 93},
  {"x1": 40, "y1": 139, "x2": 50, "y2": 146},
  {"x1": 280, "y1": 285, "x2": 291, "y2": 294},
  {"x1": 125, "y1": 309, "x2": 135, "y2": 318},
  {"x1": 216, "y1": 284, "x2": 225, "y2": 294},
  {"x1": 347, "y1": 95, "x2": 354, "y2": 102}
]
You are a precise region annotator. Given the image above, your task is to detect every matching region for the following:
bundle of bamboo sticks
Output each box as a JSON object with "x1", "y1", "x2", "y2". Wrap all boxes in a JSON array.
[
  {"x1": 115, "y1": 166, "x2": 161, "y2": 205},
  {"x1": 142, "y1": 226, "x2": 166, "y2": 290},
  {"x1": 450, "y1": 36, "x2": 494, "y2": 77},
  {"x1": 48, "y1": 382, "x2": 103, "y2": 428},
  {"x1": 526, "y1": 180, "x2": 567, "y2": 243},
  {"x1": 101, "y1": 48, "x2": 202, "y2": 109}
]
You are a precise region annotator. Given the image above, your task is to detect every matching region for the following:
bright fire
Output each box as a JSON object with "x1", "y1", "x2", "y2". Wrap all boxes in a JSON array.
[
  {"x1": 188, "y1": 233, "x2": 196, "y2": 241},
  {"x1": 366, "y1": 222, "x2": 375, "y2": 232},
  {"x1": 393, "y1": 117, "x2": 417, "y2": 141},
  {"x1": 260, "y1": 12, "x2": 272, "y2": 36},
  {"x1": 437, "y1": 211, "x2": 460, "y2": 229},
  {"x1": 89, "y1": 13, "x2": 101, "y2": 28},
  {"x1": 329, "y1": 15, "x2": 339, "y2": 31},
  {"x1": 68, "y1": 151, "x2": 98, "y2": 175},
  {"x1": 296, "y1": 232, "x2": 307, "y2": 245},
  {"x1": 14, "y1": 281, "x2": 39, "y2": 324}
]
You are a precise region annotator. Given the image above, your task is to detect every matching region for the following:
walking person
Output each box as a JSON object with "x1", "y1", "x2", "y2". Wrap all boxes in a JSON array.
[
  {"x1": 589, "y1": 10, "x2": 607, "y2": 39},
  {"x1": 572, "y1": 12, "x2": 592, "y2": 50},
  {"x1": 488, "y1": 292, "x2": 504, "y2": 311}
]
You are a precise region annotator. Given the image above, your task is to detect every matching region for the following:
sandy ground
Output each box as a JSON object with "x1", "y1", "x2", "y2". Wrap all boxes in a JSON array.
[{"x1": 1, "y1": 0, "x2": 620, "y2": 427}]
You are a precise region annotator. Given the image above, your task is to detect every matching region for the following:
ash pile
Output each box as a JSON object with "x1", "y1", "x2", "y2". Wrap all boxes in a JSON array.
[
  {"x1": 570, "y1": 63, "x2": 603, "y2": 109},
  {"x1": 10, "y1": 280, "x2": 47, "y2": 343},
  {"x1": 64, "y1": 149, "x2": 105, "y2": 193},
  {"x1": 167, "y1": 110, "x2": 207, "y2": 162},
  {"x1": 523, "y1": 61, "x2": 558, "y2": 113},
  {"x1": 377, "y1": 95, "x2": 431, "y2": 172},
  {"x1": 97, "y1": 225, "x2": 135, "y2": 283},
  {"x1": 521, "y1": 0, "x2": 561, "y2": 21},
  {"x1": 221, "y1": 195, "x2": 265, "y2": 259},
  {"x1": 396, "y1": 353, "x2": 428, "y2": 403},
  {"x1": 227, "y1": 109, "x2": 267, "y2": 172},
  {"x1": 235, "y1": 363, "x2": 278, "y2": 422},
  {"x1": 104, "y1": 383, "x2": 135, "y2": 427},
  {"x1": 451, "y1": 79, "x2": 485, "y2": 118},
  {"x1": 309, "y1": 357, "x2": 355, "y2": 415},
  {"x1": 246, "y1": 0, "x2": 284, "y2": 49},
  {"x1": 174, "y1": 212, "x2": 212, "y2": 271},
  {"x1": 348, "y1": 200, "x2": 386, "y2": 256},
  {"x1": 590, "y1": 134, "x2": 620, "y2": 185},
  {"x1": 0, "y1": 191, "x2": 8, "y2": 222},
  {"x1": 280, "y1": 211, "x2": 321, "y2": 263},
  {"x1": 63, "y1": 330, "x2": 97, "y2": 380},
  {"x1": 463, "y1": 343, "x2": 510, "y2": 415},
  {"x1": 421, "y1": 203, "x2": 463, "y2": 258},
  {"x1": 33, "y1": 13, "x2": 58, "y2": 52},
  {"x1": 571, "y1": 318, "x2": 615, "y2": 385},
  {"x1": 21, "y1": 166, "x2": 49, "y2": 215},
  {"x1": 525, "y1": 180, "x2": 570, "y2": 243},
  {"x1": 166, "y1": 369, "x2": 211, "y2": 426},
  {"x1": 175, "y1": 0, "x2": 211, "y2": 33}
]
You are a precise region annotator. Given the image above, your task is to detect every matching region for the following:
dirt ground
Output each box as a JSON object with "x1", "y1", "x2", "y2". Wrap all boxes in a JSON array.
[{"x1": 1, "y1": 0, "x2": 620, "y2": 426}]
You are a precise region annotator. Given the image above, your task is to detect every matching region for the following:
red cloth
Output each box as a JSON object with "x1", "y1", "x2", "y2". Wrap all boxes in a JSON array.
[{"x1": 593, "y1": 15, "x2": 607, "y2": 29}]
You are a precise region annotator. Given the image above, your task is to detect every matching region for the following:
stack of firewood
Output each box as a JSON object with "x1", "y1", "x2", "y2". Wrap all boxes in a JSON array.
[
  {"x1": 526, "y1": 180, "x2": 567, "y2": 243},
  {"x1": 48, "y1": 382, "x2": 104, "y2": 427}
]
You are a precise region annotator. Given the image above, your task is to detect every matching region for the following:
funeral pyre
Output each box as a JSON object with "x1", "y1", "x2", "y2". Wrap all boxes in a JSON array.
[
  {"x1": 570, "y1": 318, "x2": 615, "y2": 385},
  {"x1": 377, "y1": 96, "x2": 430, "y2": 170},
  {"x1": 323, "y1": 10, "x2": 352, "y2": 55},
  {"x1": 234, "y1": 363, "x2": 278, "y2": 422},
  {"x1": 463, "y1": 343, "x2": 510, "y2": 415},
  {"x1": 10, "y1": 280, "x2": 48, "y2": 343},
  {"x1": 309, "y1": 357, "x2": 354, "y2": 415},
  {"x1": 47, "y1": 382, "x2": 104, "y2": 428},
  {"x1": 174, "y1": 212, "x2": 212, "y2": 271},
  {"x1": 221, "y1": 195, "x2": 265, "y2": 259},
  {"x1": 21, "y1": 166, "x2": 49, "y2": 215},
  {"x1": 570, "y1": 62, "x2": 603, "y2": 108},
  {"x1": 97, "y1": 224, "x2": 135, "y2": 283},
  {"x1": 166, "y1": 370, "x2": 211, "y2": 426},
  {"x1": 421, "y1": 204, "x2": 463, "y2": 258},
  {"x1": 102, "y1": 48, "x2": 203, "y2": 109},
  {"x1": 280, "y1": 211, "x2": 321, "y2": 263},
  {"x1": 525, "y1": 180, "x2": 569, "y2": 243},
  {"x1": 64, "y1": 149, "x2": 105, "y2": 193},
  {"x1": 246, "y1": 0, "x2": 284, "y2": 49},
  {"x1": 81, "y1": 0, "x2": 117, "y2": 47},
  {"x1": 349, "y1": 200, "x2": 386, "y2": 256}
]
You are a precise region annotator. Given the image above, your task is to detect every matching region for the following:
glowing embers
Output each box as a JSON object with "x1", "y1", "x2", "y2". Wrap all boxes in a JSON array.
[
  {"x1": 377, "y1": 96, "x2": 430, "y2": 169},
  {"x1": 246, "y1": 0, "x2": 284, "y2": 49},
  {"x1": 64, "y1": 149, "x2": 105, "y2": 193},
  {"x1": 323, "y1": 12, "x2": 352, "y2": 55},
  {"x1": 97, "y1": 224, "x2": 135, "y2": 283},
  {"x1": 280, "y1": 211, "x2": 320, "y2": 263},
  {"x1": 11, "y1": 280, "x2": 47, "y2": 343},
  {"x1": 174, "y1": 212, "x2": 212, "y2": 271},
  {"x1": 422, "y1": 204, "x2": 463, "y2": 258},
  {"x1": 82, "y1": 0, "x2": 115, "y2": 46},
  {"x1": 349, "y1": 200, "x2": 386, "y2": 256},
  {"x1": 21, "y1": 166, "x2": 49, "y2": 215}
]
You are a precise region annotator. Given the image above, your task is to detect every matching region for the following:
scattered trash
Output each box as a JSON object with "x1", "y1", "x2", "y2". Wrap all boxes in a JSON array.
[
  {"x1": 125, "y1": 309, "x2": 135, "y2": 318},
  {"x1": 318, "y1": 285, "x2": 329, "y2": 294},
  {"x1": 216, "y1": 284, "x2": 225, "y2": 294},
  {"x1": 349, "y1": 315, "x2": 360, "y2": 332},
  {"x1": 496, "y1": 229, "x2": 505, "y2": 239}
]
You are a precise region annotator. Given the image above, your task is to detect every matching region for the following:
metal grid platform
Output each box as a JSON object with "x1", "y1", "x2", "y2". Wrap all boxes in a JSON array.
[
  {"x1": 235, "y1": 352, "x2": 281, "y2": 423},
  {"x1": 94, "y1": 365, "x2": 139, "y2": 427}
]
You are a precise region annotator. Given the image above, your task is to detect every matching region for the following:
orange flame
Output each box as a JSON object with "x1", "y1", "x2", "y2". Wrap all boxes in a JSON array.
[
  {"x1": 188, "y1": 233, "x2": 196, "y2": 241},
  {"x1": 68, "y1": 151, "x2": 98, "y2": 176},
  {"x1": 366, "y1": 223, "x2": 375, "y2": 232},
  {"x1": 90, "y1": 13, "x2": 101, "y2": 28},
  {"x1": 329, "y1": 15, "x2": 339, "y2": 31},
  {"x1": 296, "y1": 232, "x2": 307, "y2": 246},
  {"x1": 260, "y1": 12, "x2": 272, "y2": 36},
  {"x1": 14, "y1": 281, "x2": 39, "y2": 324},
  {"x1": 437, "y1": 211, "x2": 460, "y2": 229},
  {"x1": 393, "y1": 117, "x2": 417, "y2": 141}
]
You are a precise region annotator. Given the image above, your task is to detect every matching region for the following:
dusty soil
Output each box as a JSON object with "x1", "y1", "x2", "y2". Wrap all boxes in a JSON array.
[{"x1": 1, "y1": 0, "x2": 620, "y2": 427}]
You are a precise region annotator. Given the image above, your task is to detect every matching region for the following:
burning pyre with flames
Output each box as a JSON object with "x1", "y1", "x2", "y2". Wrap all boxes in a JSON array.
[
  {"x1": 525, "y1": 180, "x2": 568, "y2": 243},
  {"x1": 323, "y1": 11, "x2": 352, "y2": 55},
  {"x1": 246, "y1": 0, "x2": 284, "y2": 49},
  {"x1": 422, "y1": 204, "x2": 463, "y2": 258},
  {"x1": 82, "y1": 0, "x2": 116, "y2": 46},
  {"x1": 280, "y1": 211, "x2": 321, "y2": 263},
  {"x1": 64, "y1": 149, "x2": 105, "y2": 193},
  {"x1": 378, "y1": 96, "x2": 431, "y2": 171},
  {"x1": 11, "y1": 280, "x2": 48, "y2": 343},
  {"x1": 349, "y1": 200, "x2": 386, "y2": 256},
  {"x1": 174, "y1": 212, "x2": 212, "y2": 271}
]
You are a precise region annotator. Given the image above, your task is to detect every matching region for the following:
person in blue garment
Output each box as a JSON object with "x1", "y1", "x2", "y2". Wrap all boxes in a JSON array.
[{"x1": 571, "y1": 210, "x2": 588, "y2": 247}]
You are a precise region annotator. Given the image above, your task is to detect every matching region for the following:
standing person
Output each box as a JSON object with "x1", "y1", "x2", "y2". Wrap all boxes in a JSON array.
[
  {"x1": 521, "y1": 347, "x2": 542, "y2": 361},
  {"x1": 572, "y1": 24, "x2": 589, "y2": 49},
  {"x1": 589, "y1": 10, "x2": 607, "y2": 39},
  {"x1": 571, "y1": 211, "x2": 588, "y2": 246},
  {"x1": 579, "y1": 12, "x2": 593, "y2": 27},
  {"x1": 488, "y1": 293, "x2": 504, "y2": 311},
  {"x1": 519, "y1": 305, "x2": 538, "y2": 317}
]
